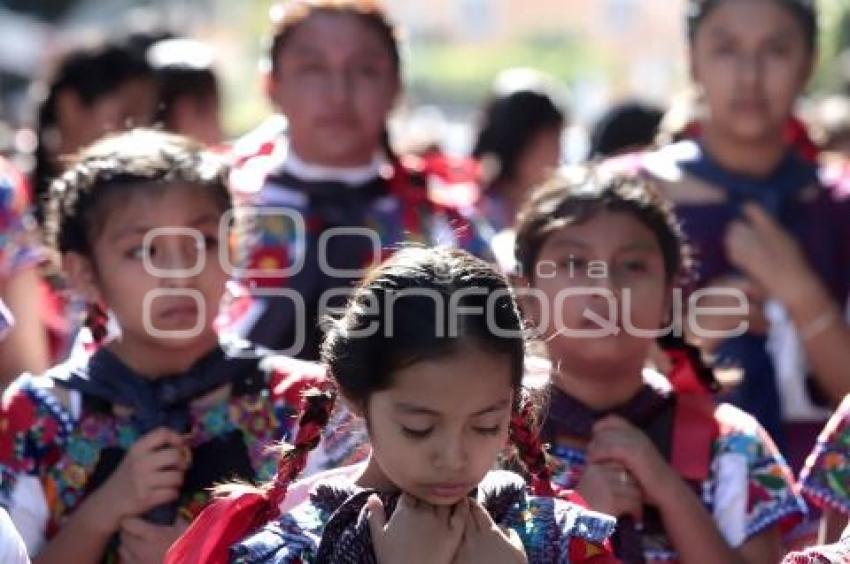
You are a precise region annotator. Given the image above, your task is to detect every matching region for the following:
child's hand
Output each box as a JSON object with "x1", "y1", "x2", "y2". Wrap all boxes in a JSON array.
[
  {"x1": 118, "y1": 516, "x2": 189, "y2": 564},
  {"x1": 367, "y1": 493, "x2": 467, "y2": 564},
  {"x1": 586, "y1": 416, "x2": 680, "y2": 507},
  {"x1": 575, "y1": 460, "x2": 644, "y2": 522},
  {"x1": 725, "y1": 203, "x2": 815, "y2": 307},
  {"x1": 96, "y1": 428, "x2": 190, "y2": 527},
  {"x1": 452, "y1": 499, "x2": 527, "y2": 564}
]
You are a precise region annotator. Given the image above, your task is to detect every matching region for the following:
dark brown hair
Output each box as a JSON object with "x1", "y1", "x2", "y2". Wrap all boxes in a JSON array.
[
  {"x1": 263, "y1": 247, "x2": 560, "y2": 512},
  {"x1": 45, "y1": 128, "x2": 231, "y2": 259},
  {"x1": 514, "y1": 166, "x2": 692, "y2": 285},
  {"x1": 687, "y1": 0, "x2": 817, "y2": 51},
  {"x1": 267, "y1": 0, "x2": 401, "y2": 76}
]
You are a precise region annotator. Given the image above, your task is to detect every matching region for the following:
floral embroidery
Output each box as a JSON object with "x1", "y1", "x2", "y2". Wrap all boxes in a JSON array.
[
  {"x1": 548, "y1": 403, "x2": 805, "y2": 563},
  {"x1": 800, "y1": 396, "x2": 850, "y2": 516},
  {"x1": 0, "y1": 355, "x2": 323, "y2": 560}
]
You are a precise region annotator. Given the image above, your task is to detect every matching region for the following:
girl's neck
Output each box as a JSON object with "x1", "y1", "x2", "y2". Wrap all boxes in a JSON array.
[
  {"x1": 699, "y1": 122, "x2": 789, "y2": 178},
  {"x1": 106, "y1": 332, "x2": 219, "y2": 380},
  {"x1": 550, "y1": 356, "x2": 646, "y2": 411}
]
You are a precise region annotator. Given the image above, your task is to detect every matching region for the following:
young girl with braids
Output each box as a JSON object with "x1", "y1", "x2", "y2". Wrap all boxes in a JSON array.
[
  {"x1": 228, "y1": 0, "x2": 493, "y2": 363},
  {"x1": 168, "y1": 247, "x2": 617, "y2": 564},
  {"x1": 512, "y1": 167, "x2": 806, "y2": 563},
  {"x1": 0, "y1": 129, "x2": 325, "y2": 564}
]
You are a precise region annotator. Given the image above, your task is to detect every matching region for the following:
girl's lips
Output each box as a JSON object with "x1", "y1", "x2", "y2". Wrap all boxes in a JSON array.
[{"x1": 158, "y1": 303, "x2": 199, "y2": 321}]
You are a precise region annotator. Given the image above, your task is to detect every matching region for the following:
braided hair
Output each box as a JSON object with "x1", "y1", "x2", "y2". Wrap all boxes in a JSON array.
[{"x1": 167, "y1": 247, "x2": 563, "y2": 564}]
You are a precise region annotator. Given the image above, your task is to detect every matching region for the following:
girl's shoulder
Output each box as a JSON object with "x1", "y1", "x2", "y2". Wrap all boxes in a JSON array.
[
  {"x1": 799, "y1": 395, "x2": 850, "y2": 515},
  {"x1": 710, "y1": 401, "x2": 786, "y2": 460},
  {"x1": 228, "y1": 116, "x2": 289, "y2": 200},
  {"x1": 481, "y1": 471, "x2": 616, "y2": 562},
  {"x1": 600, "y1": 141, "x2": 723, "y2": 204},
  {"x1": 512, "y1": 494, "x2": 616, "y2": 562},
  {"x1": 0, "y1": 368, "x2": 78, "y2": 502},
  {"x1": 393, "y1": 153, "x2": 482, "y2": 210},
  {"x1": 230, "y1": 479, "x2": 351, "y2": 564},
  {"x1": 1, "y1": 369, "x2": 76, "y2": 440}
]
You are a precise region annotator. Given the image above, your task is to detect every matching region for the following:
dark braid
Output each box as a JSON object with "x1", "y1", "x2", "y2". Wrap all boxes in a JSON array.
[
  {"x1": 266, "y1": 387, "x2": 337, "y2": 512},
  {"x1": 509, "y1": 389, "x2": 555, "y2": 497}
]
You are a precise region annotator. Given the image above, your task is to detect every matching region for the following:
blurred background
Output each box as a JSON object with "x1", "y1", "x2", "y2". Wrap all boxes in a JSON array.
[{"x1": 2, "y1": 0, "x2": 850, "y2": 159}]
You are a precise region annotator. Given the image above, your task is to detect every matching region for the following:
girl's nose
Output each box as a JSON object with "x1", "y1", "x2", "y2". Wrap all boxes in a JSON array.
[{"x1": 432, "y1": 433, "x2": 468, "y2": 472}]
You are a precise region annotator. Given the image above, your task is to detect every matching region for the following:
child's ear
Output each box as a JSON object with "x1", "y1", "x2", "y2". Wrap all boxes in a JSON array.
[
  {"x1": 63, "y1": 252, "x2": 102, "y2": 304},
  {"x1": 264, "y1": 70, "x2": 286, "y2": 115}
]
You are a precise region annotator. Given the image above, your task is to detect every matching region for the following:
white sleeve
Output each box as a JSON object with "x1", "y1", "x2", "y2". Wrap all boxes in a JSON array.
[
  {"x1": 0, "y1": 507, "x2": 30, "y2": 563},
  {"x1": 7, "y1": 475, "x2": 48, "y2": 556},
  {"x1": 712, "y1": 452, "x2": 749, "y2": 547}
]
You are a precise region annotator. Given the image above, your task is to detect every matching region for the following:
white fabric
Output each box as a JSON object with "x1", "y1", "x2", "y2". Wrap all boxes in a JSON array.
[
  {"x1": 711, "y1": 452, "x2": 749, "y2": 547},
  {"x1": 0, "y1": 508, "x2": 29, "y2": 563},
  {"x1": 0, "y1": 298, "x2": 14, "y2": 340},
  {"x1": 282, "y1": 150, "x2": 385, "y2": 186},
  {"x1": 765, "y1": 300, "x2": 831, "y2": 422},
  {"x1": 7, "y1": 475, "x2": 47, "y2": 556},
  {"x1": 278, "y1": 462, "x2": 367, "y2": 514}
]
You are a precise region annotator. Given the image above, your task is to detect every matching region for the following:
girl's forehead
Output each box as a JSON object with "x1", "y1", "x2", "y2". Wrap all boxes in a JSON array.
[
  {"x1": 542, "y1": 210, "x2": 660, "y2": 250},
  {"x1": 97, "y1": 184, "x2": 223, "y2": 234},
  {"x1": 695, "y1": 0, "x2": 806, "y2": 41},
  {"x1": 384, "y1": 350, "x2": 513, "y2": 400},
  {"x1": 282, "y1": 12, "x2": 392, "y2": 56}
]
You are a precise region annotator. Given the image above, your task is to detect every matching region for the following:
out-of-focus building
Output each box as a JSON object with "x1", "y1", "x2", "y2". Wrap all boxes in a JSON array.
[{"x1": 387, "y1": 0, "x2": 687, "y2": 103}]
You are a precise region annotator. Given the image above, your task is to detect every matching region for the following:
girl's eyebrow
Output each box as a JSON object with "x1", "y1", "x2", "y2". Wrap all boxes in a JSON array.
[
  {"x1": 112, "y1": 213, "x2": 219, "y2": 240},
  {"x1": 546, "y1": 237, "x2": 589, "y2": 249},
  {"x1": 618, "y1": 241, "x2": 658, "y2": 253},
  {"x1": 394, "y1": 399, "x2": 511, "y2": 417}
]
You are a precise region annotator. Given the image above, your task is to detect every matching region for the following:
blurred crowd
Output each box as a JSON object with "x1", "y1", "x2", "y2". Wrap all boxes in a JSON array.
[{"x1": 2, "y1": 1, "x2": 850, "y2": 563}]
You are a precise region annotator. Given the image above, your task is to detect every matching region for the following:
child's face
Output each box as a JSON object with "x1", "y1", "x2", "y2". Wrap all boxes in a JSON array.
[
  {"x1": 363, "y1": 346, "x2": 514, "y2": 506},
  {"x1": 268, "y1": 12, "x2": 399, "y2": 167},
  {"x1": 514, "y1": 126, "x2": 561, "y2": 190},
  {"x1": 528, "y1": 211, "x2": 670, "y2": 371},
  {"x1": 69, "y1": 184, "x2": 229, "y2": 355},
  {"x1": 690, "y1": 0, "x2": 812, "y2": 142}
]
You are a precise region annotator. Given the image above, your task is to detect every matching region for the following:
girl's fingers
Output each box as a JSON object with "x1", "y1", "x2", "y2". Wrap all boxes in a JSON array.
[
  {"x1": 741, "y1": 202, "x2": 778, "y2": 233},
  {"x1": 134, "y1": 428, "x2": 184, "y2": 453},
  {"x1": 466, "y1": 499, "x2": 490, "y2": 533},
  {"x1": 141, "y1": 487, "x2": 181, "y2": 510},
  {"x1": 449, "y1": 498, "x2": 469, "y2": 532},
  {"x1": 145, "y1": 468, "x2": 185, "y2": 489},
  {"x1": 366, "y1": 494, "x2": 388, "y2": 537},
  {"x1": 143, "y1": 448, "x2": 184, "y2": 472}
]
